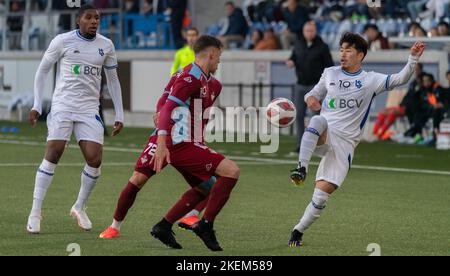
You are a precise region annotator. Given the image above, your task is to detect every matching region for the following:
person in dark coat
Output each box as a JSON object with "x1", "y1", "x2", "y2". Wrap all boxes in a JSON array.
[{"x1": 286, "y1": 20, "x2": 334, "y2": 151}]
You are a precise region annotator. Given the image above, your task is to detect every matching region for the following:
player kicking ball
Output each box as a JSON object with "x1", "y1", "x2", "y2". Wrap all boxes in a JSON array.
[
  {"x1": 26, "y1": 5, "x2": 124, "y2": 234},
  {"x1": 288, "y1": 33, "x2": 425, "y2": 247},
  {"x1": 100, "y1": 36, "x2": 240, "y2": 251}
]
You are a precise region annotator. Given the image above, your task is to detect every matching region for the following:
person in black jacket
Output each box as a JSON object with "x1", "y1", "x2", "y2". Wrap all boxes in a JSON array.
[
  {"x1": 218, "y1": 1, "x2": 249, "y2": 49},
  {"x1": 168, "y1": 0, "x2": 187, "y2": 49},
  {"x1": 286, "y1": 20, "x2": 334, "y2": 151}
]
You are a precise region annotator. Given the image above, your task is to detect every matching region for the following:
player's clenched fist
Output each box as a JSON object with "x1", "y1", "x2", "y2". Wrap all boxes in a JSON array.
[
  {"x1": 306, "y1": 96, "x2": 322, "y2": 112},
  {"x1": 411, "y1": 41, "x2": 425, "y2": 58}
]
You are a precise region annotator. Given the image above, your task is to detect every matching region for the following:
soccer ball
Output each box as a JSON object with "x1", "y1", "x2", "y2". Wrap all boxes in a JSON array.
[{"x1": 265, "y1": 98, "x2": 297, "y2": 128}]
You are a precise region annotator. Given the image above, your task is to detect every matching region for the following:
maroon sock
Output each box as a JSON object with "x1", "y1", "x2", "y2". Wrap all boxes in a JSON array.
[
  {"x1": 194, "y1": 196, "x2": 209, "y2": 213},
  {"x1": 203, "y1": 177, "x2": 238, "y2": 222},
  {"x1": 164, "y1": 188, "x2": 206, "y2": 224},
  {"x1": 113, "y1": 182, "x2": 141, "y2": 222}
]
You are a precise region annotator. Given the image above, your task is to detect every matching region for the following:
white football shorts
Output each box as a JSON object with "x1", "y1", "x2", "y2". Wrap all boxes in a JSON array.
[{"x1": 46, "y1": 111, "x2": 105, "y2": 145}]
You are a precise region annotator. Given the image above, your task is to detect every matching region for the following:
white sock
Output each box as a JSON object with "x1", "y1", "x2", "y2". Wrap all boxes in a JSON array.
[
  {"x1": 185, "y1": 209, "x2": 200, "y2": 218},
  {"x1": 294, "y1": 188, "x2": 331, "y2": 233},
  {"x1": 111, "y1": 219, "x2": 123, "y2": 231},
  {"x1": 30, "y1": 159, "x2": 57, "y2": 217},
  {"x1": 299, "y1": 115, "x2": 328, "y2": 172},
  {"x1": 74, "y1": 164, "x2": 101, "y2": 210}
]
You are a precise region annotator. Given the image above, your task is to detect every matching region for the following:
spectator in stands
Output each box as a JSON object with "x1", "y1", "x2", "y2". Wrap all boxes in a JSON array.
[
  {"x1": 245, "y1": 0, "x2": 266, "y2": 23},
  {"x1": 413, "y1": 26, "x2": 427, "y2": 37},
  {"x1": 248, "y1": 29, "x2": 263, "y2": 50},
  {"x1": 280, "y1": 0, "x2": 309, "y2": 49},
  {"x1": 218, "y1": 1, "x2": 249, "y2": 49},
  {"x1": 403, "y1": 73, "x2": 441, "y2": 142},
  {"x1": 171, "y1": 27, "x2": 199, "y2": 75},
  {"x1": 94, "y1": 0, "x2": 112, "y2": 9},
  {"x1": 141, "y1": 0, "x2": 154, "y2": 15},
  {"x1": 386, "y1": 0, "x2": 409, "y2": 18},
  {"x1": 429, "y1": 72, "x2": 449, "y2": 144},
  {"x1": 254, "y1": 28, "x2": 281, "y2": 50},
  {"x1": 124, "y1": 0, "x2": 139, "y2": 13},
  {"x1": 168, "y1": 0, "x2": 188, "y2": 49},
  {"x1": 428, "y1": 27, "x2": 440, "y2": 37},
  {"x1": 437, "y1": 21, "x2": 450, "y2": 36},
  {"x1": 285, "y1": 20, "x2": 333, "y2": 151},
  {"x1": 7, "y1": 0, "x2": 23, "y2": 50},
  {"x1": 344, "y1": 0, "x2": 370, "y2": 19},
  {"x1": 364, "y1": 24, "x2": 390, "y2": 51},
  {"x1": 373, "y1": 64, "x2": 425, "y2": 140},
  {"x1": 419, "y1": 0, "x2": 450, "y2": 21},
  {"x1": 407, "y1": 22, "x2": 422, "y2": 37},
  {"x1": 407, "y1": 0, "x2": 428, "y2": 21}
]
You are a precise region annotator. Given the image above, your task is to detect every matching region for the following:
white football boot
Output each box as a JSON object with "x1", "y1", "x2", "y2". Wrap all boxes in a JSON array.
[
  {"x1": 70, "y1": 206, "x2": 92, "y2": 231},
  {"x1": 27, "y1": 215, "x2": 41, "y2": 234}
]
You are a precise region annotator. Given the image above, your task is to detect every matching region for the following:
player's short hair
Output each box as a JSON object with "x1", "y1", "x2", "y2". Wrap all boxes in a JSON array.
[
  {"x1": 225, "y1": 1, "x2": 235, "y2": 7},
  {"x1": 339, "y1": 32, "x2": 368, "y2": 60},
  {"x1": 193, "y1": 35, "x2": 223, "y2": 54},
  {"x1": 78, "y1": 4, "x2": 98, "y2": 17}
]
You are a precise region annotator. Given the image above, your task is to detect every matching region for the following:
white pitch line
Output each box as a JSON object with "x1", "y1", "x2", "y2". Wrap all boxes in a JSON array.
[{"x1": 1, "y1": 139, "x2": 450, "y2": 176}]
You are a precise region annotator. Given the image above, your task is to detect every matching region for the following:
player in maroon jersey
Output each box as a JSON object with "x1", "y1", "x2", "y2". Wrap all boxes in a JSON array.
[{"x1": 100, "y1": 36, "x2": 239, "y2": 252}]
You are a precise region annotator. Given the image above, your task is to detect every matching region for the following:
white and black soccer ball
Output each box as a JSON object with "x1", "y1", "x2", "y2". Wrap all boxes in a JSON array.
[{"x1": 265, "y1": 98, "x2": 297, "y2": 128}]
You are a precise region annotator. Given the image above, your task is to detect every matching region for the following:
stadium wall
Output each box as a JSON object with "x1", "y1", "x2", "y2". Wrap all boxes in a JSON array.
[{"x1": 0, "y1": 50, "x2": 448, "y2": 127}]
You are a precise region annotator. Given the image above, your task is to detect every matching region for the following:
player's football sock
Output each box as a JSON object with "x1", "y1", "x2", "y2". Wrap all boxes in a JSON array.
[
  {"x1": 203, "y1": 177, "x2": 238, "y2": 222},
  {"x1": 150, "y1": 218, "x2": 182, "y2": 249},
  {"x1": 113, "y1": 181, "x2": 141, "y2": 222},
  {"x1": 30, "y1": 159, "x2": 57, "y2": 217},
  {"x1": 193, "y1": 218, "x2": 223, "y2": 251},
  {"x1": 164, "y1": 188, "x2": 206, "y2": 224},
  {"x1": 373, "y1": 112, "x2": 386, "y2": 136},
  {"x1": 74, "y1": 164, "x2": 101, "y2": 210},
  {"x1": 299, "y1": 115, "x2": 328, "y2": 172},
  {"x1": 288, "y1": 229, "x2": 303, "y2": 247},
  {"x1": 111, "y1": 219, "x2": 123, "y2": 231},
  {"x1": 294, "y1": 188, "x2": 330, "y2": 233}
]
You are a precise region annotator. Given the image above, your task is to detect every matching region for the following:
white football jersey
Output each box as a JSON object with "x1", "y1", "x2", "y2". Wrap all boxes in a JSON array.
[
  {"x1": 305, "y1": 55, "x2": 418, "y2": 146},
  {"x1": 42, "y1": 30, "x2": 118, "y2": 115}
]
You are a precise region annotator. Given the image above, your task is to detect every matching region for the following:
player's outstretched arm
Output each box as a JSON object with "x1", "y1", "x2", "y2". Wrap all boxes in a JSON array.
[
  {"x1": 105, "y1": 68, "x2": 124, "y2": 136},
  {"x1": 304, "y1": 69, "x2": 328, "y2": 112},
  {"x1": 386, "y1": 42, "x2": 425, "y2": 91}
]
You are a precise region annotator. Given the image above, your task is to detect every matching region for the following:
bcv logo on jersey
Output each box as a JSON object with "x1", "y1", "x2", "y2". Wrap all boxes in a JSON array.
[
  {"x1": 327, "y1": 98, "x2": 363, "y2": 109},
  {"x1": 72, "y1": 64, "x2": 102, "y2": 77}
]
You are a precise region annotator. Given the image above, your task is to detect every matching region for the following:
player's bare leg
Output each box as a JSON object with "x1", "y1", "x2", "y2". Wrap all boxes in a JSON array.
[
  {"x1": 289, "y1": 181, "x2": 337, "y2": 247},
  {"x1": 291, "y1": 115, "x2": 328, "y2": 186},
  {"x1": 192, "y1": 159, "x2": 240, "y2": 251},
  {"x1": 100, "y1": 171, "x2": 149, "y2": 239},
  {"x1": 70, "y1": 141, "x2": 102, "y2": 231},
  {"x1": 27, "y1": 140, "x2": 66, "y2": 234}
]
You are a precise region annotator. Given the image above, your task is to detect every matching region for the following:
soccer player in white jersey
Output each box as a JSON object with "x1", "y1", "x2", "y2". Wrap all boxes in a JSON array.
[
  {"x1": 26, "y1": 5, "x2": 124, "y2": 234},
  {"x1": 288, "y1": 33, "x2": 425, "y2": 246}
]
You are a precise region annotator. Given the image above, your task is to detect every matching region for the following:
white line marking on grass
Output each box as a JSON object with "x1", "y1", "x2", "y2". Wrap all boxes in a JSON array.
[{"x1": 1, "y1": 139, "x2": 450, "y2": 176}]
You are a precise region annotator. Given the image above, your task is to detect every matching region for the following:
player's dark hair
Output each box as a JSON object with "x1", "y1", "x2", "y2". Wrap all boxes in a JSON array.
[
  {"x1": 225, "y1": 1, "x2": 235, "y2": 7},
  {"x1": 339, "y1": 32, "x2": 368, "y2": 60},
  {"x1": 78, "y1": 4, "x2": 98, "y2": 17},
  {"x1": 193, "y1": 35, "x2": 223, "y2": 54}
]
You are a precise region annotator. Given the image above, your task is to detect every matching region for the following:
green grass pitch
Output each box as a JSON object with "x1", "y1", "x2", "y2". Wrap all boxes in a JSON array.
[{"x1": 0, "y1": 120, "x2": 449, "y2": 256}]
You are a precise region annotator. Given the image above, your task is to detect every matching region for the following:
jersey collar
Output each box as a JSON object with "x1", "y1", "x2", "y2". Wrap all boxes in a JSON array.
[
  {"x1": 76, "y1": 29, "x2": 97, "y2": 42},
  {"x1": 341, "y1": 67, "x2": 363, "y2": 76}
]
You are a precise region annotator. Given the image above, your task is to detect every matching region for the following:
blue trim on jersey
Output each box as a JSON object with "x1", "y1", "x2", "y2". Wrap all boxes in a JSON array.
[
  {"x1": 150, "y1": 128, "x2": 158, "y2": 137},
  {"x1": 360, "y1": 93, "x2": 376, "y2": 130},
  {"x1": 311, "y1": 201, "x2": 326, "y2": 210},
  {"x1": 342, "y1": 68, "x2": 363, "y2": 76},
  {"x1": 95, "y1": 114, "x2": 105, "y2": 127},
  {"x1": 189, "y1": 63, "x2": 203, "y2": 80},
  {"x1": 76, "y1": 29, "x2": 96, "y2": 42},
  {"x1": 38, "y1": 168, "x2": 54, "y2": 176},
  {"x1": 385, "y1": 74, "x2": 391, "y2": 91},
  {"x1": 104, "y1": 64, "x2": 118, "y2": 70},
  {"x1": 305, "y1": 127, "x2": 320, "y2": 137},
  {"x1": 168, "y1": 95, "x2": 189, "y2": 108},
  {"x1": 348, "y1": 154, "x2": 352, "y2": 171}
]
